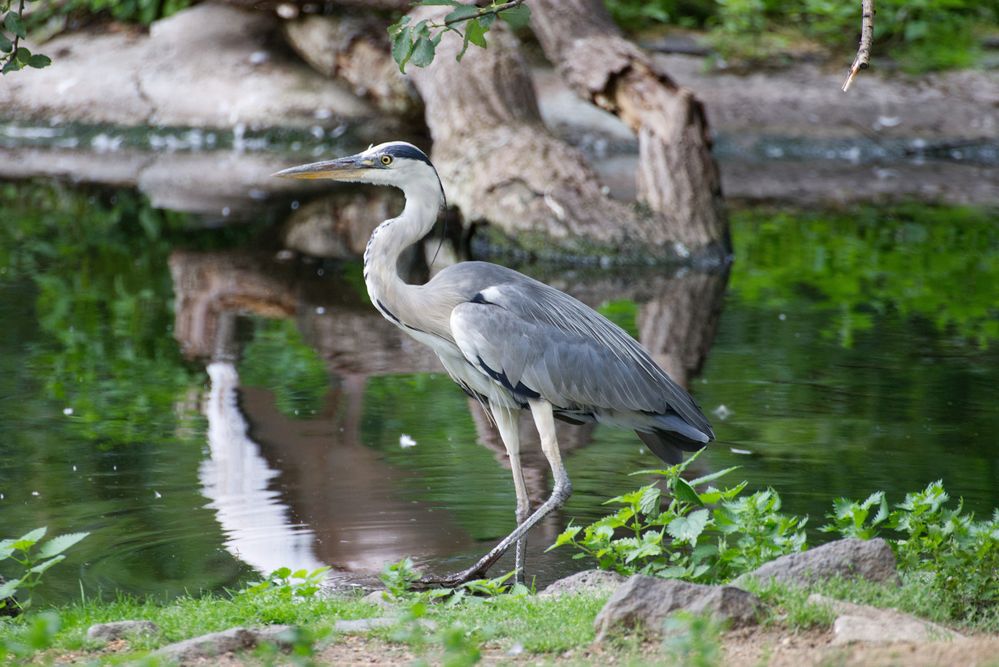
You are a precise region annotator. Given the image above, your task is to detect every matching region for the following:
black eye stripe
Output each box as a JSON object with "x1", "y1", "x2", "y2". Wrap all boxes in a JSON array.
[{"x1": 383, "y1": 144, "x2": 433, "y2": 166}]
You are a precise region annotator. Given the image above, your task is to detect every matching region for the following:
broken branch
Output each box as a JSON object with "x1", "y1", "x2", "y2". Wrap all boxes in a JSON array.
[{"x1": 842, "y1": 0, "x2": 875, "y2": 92}]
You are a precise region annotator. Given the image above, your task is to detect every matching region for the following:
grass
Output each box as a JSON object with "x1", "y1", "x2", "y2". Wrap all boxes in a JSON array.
[{"x1": 744, "y1": 575, "x2": 999, "y2": 635}]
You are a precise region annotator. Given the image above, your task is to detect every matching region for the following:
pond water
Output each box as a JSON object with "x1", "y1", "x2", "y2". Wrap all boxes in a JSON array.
[{"x1": 0, "y1": 180, "x2": 997, "y2": 605}]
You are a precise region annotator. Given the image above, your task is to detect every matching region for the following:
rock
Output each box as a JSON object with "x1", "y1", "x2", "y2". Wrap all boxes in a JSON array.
[
  {"x1": 152, "y1": 625, "x2": 291, "y2": 663},
  {"x1": 734, "y1": 538, "x2": 898, "y2": 588},
  {"x1": 593, "y1": 575, "x2": 763, "y2": 640},
  {"x1": 809, "y1": 594, "x2": 966, "y2": 645},
  {"x1": 333, "y1": 617, "x2": 395, "y2": 633},
  {"x1": 540, "y1": 569, "x2": 627, "y2": 597},
  {"x1": 360, "y1": 590, "x2": 395, "y2": 608},
  {"x1": 86, "y1": 620, "x2": 159, "y2": 641},
  {"x1": 0, "y1": 3, "x2": 375, "y2": 129}
]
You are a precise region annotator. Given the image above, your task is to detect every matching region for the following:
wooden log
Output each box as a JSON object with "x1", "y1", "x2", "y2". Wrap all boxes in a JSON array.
[
  {"x1": 406, "y1": 7, "x2": 712, "y2": 261},
  {"x1": 531, "y1": 0, "x2": 729, "y2": 253},
  {"x1": 281, "y1": 14, "x2": 420, "y2": 116}
]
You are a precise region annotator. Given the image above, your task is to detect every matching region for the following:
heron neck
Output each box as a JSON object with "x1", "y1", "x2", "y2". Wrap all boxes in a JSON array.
[{"x1": 363, "y1": 180, "x2": 442, "y2": 319}]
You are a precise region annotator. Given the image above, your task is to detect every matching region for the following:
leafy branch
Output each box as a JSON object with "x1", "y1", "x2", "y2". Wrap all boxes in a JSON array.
[
  {"x1": 389, "y1": 0, "x2": 530, "y2": 72},
  {"x1": 0, "y1": 527, "x2": 89, "y2": 612},
  {"x1": 1, "y1": 0, "x2": 50, "y2": 74}
]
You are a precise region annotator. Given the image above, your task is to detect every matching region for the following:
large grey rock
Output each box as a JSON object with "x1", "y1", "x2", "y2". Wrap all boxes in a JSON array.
[
  {"x1": 0, "y1": 3, "x2": 372, "y2": 128},
  {"x1": 809, "y1": 594, "x2": 966, "y2": 645},
  {"x1": 540, "y1": 569, "x2": 627, "y2": 597},
  {"x1": 594, "y1": 576, "x2": 763, "y2": 640},
  {"x1": 86, "y1": 620, "x2": 159, "y2": 641},
  {"x1": 152, "y1": 625, "x2": 291, "y2": 663},
  {"x1": 735, "y1": 538, "x2": 899, "y2": 588}
]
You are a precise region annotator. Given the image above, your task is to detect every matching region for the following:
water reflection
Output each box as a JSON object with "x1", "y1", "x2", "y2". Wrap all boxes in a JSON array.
[
  {"x1": 172, "y1": 236, "x2": 729, "y2": 580},
  {"x1": 2, "y1": 179, "x2": 996, "y2": 602},
  {"x1": 202, "y1": 359, "x2": 325, "y2": 575}
]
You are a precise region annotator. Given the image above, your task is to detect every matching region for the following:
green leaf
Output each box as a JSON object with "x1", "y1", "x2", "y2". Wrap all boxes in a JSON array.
[
  {"x1": 464, "y1": 17, "x2": 487, "y2": 48},
  {"x1": 639, "y1": 485, "x2": 661, "y2": 515},
  {"x1": 14, "y1": 45, "x2": 29, "y2": 63},
  {"x1": 390, "y1": 22, "x2": 414, "y2": 72},
  {"x1": 0, "y1": 31, "x2": 12, "y2": 53},
  {"x1": 0, "y1": 578, "x2": 20, "y2": 599},
  {"x1": 444, "y1": 4, "x2": 479, "y2": 23},
  {"x1": 12, "y1": 527, "x2": 47, "y2": 551},
  {"x1": 1, "y1": 57, "x2": 21, "y2": 73},
  {"x1": 27, "y1": 53, "x2": 50, "y2": 69},
  {"x1": 673, "y1": 478, "x2": 704, "y2": 507},
  {"x1": 4, "y1": 11, "x2": 25, "y2": 38},
  {"x1": 498, "y1": 3, "x2": 531, "y2": 29},
  {"x1": 667, "y1": 509, "x2": 710, "y2": 545},
  {"x1": 36, "y1": 532, "x2": 88, "y2": 559},
  {"x1": 547, "y1": 525, "x2": 581, "y2": 551},
  {"x1": 689, "y1": 466, "x2": 739, "y2": 488},
  {"x1": 28, "y1": 554, "x2": 65, "y2": 575},
  {"x1": 409, "y1": 33, "x2": 436, "y2": 68}
]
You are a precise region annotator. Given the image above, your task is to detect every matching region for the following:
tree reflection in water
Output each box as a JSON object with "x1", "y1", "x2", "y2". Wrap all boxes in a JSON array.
[{"x1": 172, "y1": 235, "x2": 728, "y2": 580}]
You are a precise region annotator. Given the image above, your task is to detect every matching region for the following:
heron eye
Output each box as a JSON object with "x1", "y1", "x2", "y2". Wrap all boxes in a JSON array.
[{"x1": 381, "y1": 155, "x2": 393, "y2": 166}]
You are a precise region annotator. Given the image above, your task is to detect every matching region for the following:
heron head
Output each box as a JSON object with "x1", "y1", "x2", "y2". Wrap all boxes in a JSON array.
[{"x1": 274, "y1": 141, "x2": 440, "y2": 191}]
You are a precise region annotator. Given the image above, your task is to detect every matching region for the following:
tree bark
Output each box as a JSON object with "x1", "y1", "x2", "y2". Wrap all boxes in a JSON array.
[
  {"x1": 531, "y1": 0, "x2": 729, "y2": 254},
  {"x1": 405, "y1": 7, "x2": 715, "y2": 261},
  {"x1": 282, "y1": 14, "x2": 420, "y2": 116}
]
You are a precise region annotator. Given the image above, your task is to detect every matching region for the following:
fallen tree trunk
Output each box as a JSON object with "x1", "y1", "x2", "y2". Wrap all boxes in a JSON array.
[
  {"x1": 406, "y1": 7, "x2": 722, "y2": 262},
  {"x1": 281, "y1": 14, "x2": 420, "y2": 116},
  {"x1": 531, "y1": 0, "x2": 729, "y2": 253}
]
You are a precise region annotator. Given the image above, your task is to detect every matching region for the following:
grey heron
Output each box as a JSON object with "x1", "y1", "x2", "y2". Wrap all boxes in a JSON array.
[{"x1": 275, "y1": 141, "x2": 714, "y2": 586}]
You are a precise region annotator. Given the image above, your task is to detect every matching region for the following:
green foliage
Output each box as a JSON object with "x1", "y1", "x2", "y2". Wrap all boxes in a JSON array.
[
  {"x1": 548, "y1": 455, "x2": 807, "y2": 583},
  {"x1": 730, "y1": 204, "x2": 999, "y2": 348},
  {"x1": 0, "y1": 610, "x2": 61, "y2": 661},
  {"x1": 255, "y1": 625, "x2": 332, "y2": 667},
  {"x1": 604, "y1": 0, "x2": 998, "y2": 71},
  {"x1": 1, "y1": 0, "x2": 50, "y2": 74},
  {"x1": 240, "y1": 318, "x2": 330, "y2": 419},
  {"x1": 663, "y1": 611, "x2": 724, "y2": 667},
  {"x1": 596, "y1": 299, "x2": 639, "y2": 339},
  {"x1": 821, "y1": 481, "x2": 998, "y2": 624},
  {"x1": 380, "y1": 557, "x2": 423, "y2": 599},
  {"x1": 237, "y1": 566, "x2": 332, "y2": 602},
  {"x1": 0, "y1": 527, "x2": 89, "y2": 612},
  {"x1": 28, "y1": 0, "x2": 190, "y2": 27},
  {"x1": 388, "y1": 1, "x2": 530, "y2": 72},
  {"x1": 820, "y1": 491, "x2": 890, "y2": 539}
]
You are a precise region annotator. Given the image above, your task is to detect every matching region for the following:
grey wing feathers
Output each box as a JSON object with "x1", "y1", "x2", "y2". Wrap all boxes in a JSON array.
[{"x1": 447, "y1": 266, "x2": 714, "y2": 441}]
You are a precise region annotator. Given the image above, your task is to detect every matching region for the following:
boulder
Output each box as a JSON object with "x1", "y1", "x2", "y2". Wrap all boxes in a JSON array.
[
  {"x1": 809, "y1": 594, "x2": 966, "y2": 645},
  {"x1": 540, "y1": 569, "x2": 626, "y2": 597},
  {"x1": 0, "y1": 3, "x2": 374, "y2": 129},
  {"x1": 152, "y1": 625, "x2": 291, "y2": 663},
  {"x1": 86, "y1": 620, "x2": 159, "y2": 641},
  {"x1": 594, "y1": 576, "x2": 763, "y2": 640},
  {"x1": 735, "y1": 538, "x2": 899, "y2": 588}
]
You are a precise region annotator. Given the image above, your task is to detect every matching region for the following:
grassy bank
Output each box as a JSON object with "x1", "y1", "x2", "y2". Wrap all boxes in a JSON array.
[{"x1": 2, "y1": 464, "x2": 996, "y2": 665}]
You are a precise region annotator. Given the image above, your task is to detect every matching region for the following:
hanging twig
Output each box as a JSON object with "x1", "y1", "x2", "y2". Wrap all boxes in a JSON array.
[{"x1": 842, "y1": 0, "x2": 875, "y2": 92}]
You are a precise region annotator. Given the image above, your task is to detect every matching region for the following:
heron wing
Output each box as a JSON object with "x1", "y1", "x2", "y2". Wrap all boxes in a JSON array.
[{"x1": 448, "y1": 276, "x2": 713, "y2": 441}]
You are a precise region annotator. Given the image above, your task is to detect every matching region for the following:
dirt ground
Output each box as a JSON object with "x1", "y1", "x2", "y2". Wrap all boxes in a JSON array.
[{"x1": 51, "y1": 627, "x2": 999, "y2": 666}]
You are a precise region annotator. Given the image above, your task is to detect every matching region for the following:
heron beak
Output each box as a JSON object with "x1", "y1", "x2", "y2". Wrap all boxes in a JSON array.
[{"x1": 272, "y1": 154, "x2": 375, "y2": 180}]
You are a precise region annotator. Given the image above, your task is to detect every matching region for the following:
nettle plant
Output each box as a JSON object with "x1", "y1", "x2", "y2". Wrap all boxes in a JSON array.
[
  {"x1": 0, "y1": 527, "x2": 89, "y2": 612},
  {"x1": 548, "y1": 454, "x2": 807, "y2": 583},
  {"x1": 822, "y1": 481, "x2": 999, "y2": 621}
]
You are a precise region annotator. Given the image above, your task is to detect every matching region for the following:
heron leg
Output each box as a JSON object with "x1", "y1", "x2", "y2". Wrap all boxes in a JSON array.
[
  {"x1": 493, "y1": 405, "x2": 529, "y2": 582},
  {"x1": 416, "y1": 399, "x2": 571, "y2": 588}
]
